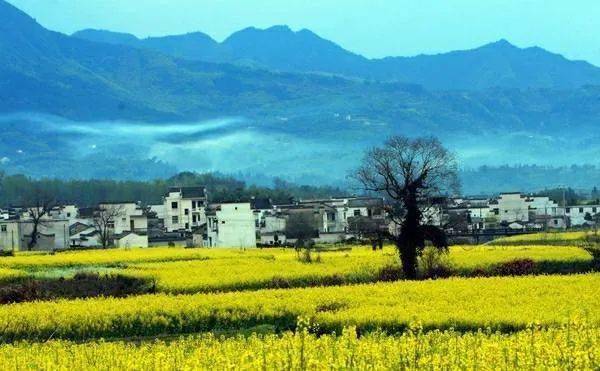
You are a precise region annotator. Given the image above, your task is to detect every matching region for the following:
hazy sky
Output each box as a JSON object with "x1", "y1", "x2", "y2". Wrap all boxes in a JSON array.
[{"x1": 8, "y1": 0, "x2": 600, "y2": 65}]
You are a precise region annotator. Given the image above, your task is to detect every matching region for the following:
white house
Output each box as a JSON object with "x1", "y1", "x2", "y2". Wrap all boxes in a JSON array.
[
  {"x1": 489, "y1": 193, "x2": 530, "y2": 223},
  {"x1": 565, "y1": 205, "x2": 600, "y2": 226},
  {"x1": 205, "y1": 203, "x2": 256, "y2": 248},
  {"x1": 98, "y1": 202, "x2": 148, "y2": 235},
  {"x1": 259, "y1": 215, "x2": 287, "y2": 245},
  {"x1": 0, "y1": 219, "x2": 69, "y2": 251},
  {"x1": 526, "y1": 196, "x2": 560, "y2": 216},
  {"x1": 164, "y1": 187, "x2": 207, "y2": 232},
  {"x1": 69, "y1": 222, "x2": 101, "y2": 248}
]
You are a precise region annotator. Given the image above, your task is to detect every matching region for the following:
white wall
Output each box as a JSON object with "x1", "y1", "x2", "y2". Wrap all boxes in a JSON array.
[
  {"x1": 210, "y1": 203, "x2": 256, "y2": 248},
  {"x1": 115, "y1": 233, "x2": 149, "y2": 248}
]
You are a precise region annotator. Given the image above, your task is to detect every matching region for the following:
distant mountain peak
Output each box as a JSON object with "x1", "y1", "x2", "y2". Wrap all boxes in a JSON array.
[
  {"x1": 480, "y1": 38, "x2": 518, "y2": 50},
  {"x1": 265, "y1": 25, "x2": 293, "y2": 32}
]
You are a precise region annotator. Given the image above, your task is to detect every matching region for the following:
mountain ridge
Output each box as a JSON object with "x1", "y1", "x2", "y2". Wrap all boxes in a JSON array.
[{"x1": 72, "y1": 25, "x2": 600, "y2": 90}]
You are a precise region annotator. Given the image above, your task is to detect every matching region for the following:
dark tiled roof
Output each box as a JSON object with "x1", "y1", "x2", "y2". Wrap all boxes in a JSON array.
[
  {"x1": 347, "y1": 198, "x2": 384, "y2": 208},
  {"x1": 168, "y1": 186, "x2": 206, "y2": 199},
  {"x1": 69, "y1": 222, "x2": 90, "y2": 235},
  {"x1": 113, "y1": 231, "x2": 147, "y2": 239},
  {"x1": 251, "y1": 198, "x2": 272, "y2": 210}
]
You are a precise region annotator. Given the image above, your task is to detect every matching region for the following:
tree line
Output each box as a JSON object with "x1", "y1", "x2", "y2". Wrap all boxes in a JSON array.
[{"x1": 0, "y1": 171, "x2": 344, "y2": 208}]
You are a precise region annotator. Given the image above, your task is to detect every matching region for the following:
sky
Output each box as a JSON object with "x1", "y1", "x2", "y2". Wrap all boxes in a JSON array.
[{"x1": 7, "y1": 0, "x2": 600, "y2": 65}]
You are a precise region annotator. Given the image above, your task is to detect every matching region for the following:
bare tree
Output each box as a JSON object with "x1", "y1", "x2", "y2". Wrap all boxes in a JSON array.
[
  {"x1": 26, "y1": 190, "x2": 55, "y2": 251},
  {"x1": 92, "y1": 204, "x2": 125, "y2": 249},
  {"x1": 353, "y1": 136, "x2": 459, "y2": 279}
]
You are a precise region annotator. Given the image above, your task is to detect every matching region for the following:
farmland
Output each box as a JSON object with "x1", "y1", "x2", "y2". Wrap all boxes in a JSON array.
[{"x1": 0, "y1": 243, "x2": 597, "y2": 369}]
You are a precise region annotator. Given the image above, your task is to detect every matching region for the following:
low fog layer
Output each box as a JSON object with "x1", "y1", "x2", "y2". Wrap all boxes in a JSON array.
[{"x1": 0, "y1": 113, "x2": 598, "y2": 186}]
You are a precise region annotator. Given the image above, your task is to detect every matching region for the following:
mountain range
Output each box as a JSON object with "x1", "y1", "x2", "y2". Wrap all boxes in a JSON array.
[
  {"x1": 73, "y1": 26, "x2": 600, "y2": 91},
  {"x1": 1, "y1": 0, "x2": 600, "y2": 191}
]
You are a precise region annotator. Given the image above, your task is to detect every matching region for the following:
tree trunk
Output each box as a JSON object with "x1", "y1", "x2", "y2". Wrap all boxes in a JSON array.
[
  {"x1": 28, "y1": 222, "x2": 38, "y2": 251},
  {"x1": 398, "y1": 188, "x2": 424, "y2": 279},
  {"x1": 398, "y1": 242, "x2": 418, "y2": 279}
]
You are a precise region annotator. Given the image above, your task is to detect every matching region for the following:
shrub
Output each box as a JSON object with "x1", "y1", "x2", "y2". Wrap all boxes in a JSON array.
[
  {"x1": 268, "y1": 276, "x2": 291, "y2": 289},
  {"x1": 377, "y1": 264, "x2": 403, "y2": 281},
  {"x1": 582, "y1": 246, "x2": 600, "y2": 269},
  {"x1": 419, "y1": 246, "x2": 454, "y2": 279},
  {"x1": 493, "y1": 259, "x2": 536, "y2": 276}
]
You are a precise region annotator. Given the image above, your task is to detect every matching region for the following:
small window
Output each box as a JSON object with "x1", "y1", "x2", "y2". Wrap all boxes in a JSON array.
[
  {"x1": 221, "y1": 221, "x2": 226, "y2": 224},
  {"x1": 192, "y1": 215, "x2": 197, "y2": 223},
  {"x1": 353, "y1": 210, "x2": 361, "y2": 216},
  {"x1": 579, "y1": 208, "x2": 584, "y2": 213},
  {"x1": 0, "y1": 225, "x2": 6, "y2": 232},
  {"x1": 172, "y1": 216, "x2": 179, "y2": 224},
  {"x1": 192, "y1": 201, "x2": 196, "y2": 209},
  {"x1": 66, "y1": 213, "x2": 71, "y2": 218},
  {"x1": 185, "y1": 223, "x2": 189, "y2": 229},
  {"x1": 171, "y1": 202, "x2": 178, "y2": 209},
  {"x1": 593, "y1": 207, "x2": 597, "y2": 213},
  {"x1": 566, "y1": 208, "x2": 571, "y2": 213},
  {"x1": 184, "y1": 209, "x2": 189, "y2": 215}
]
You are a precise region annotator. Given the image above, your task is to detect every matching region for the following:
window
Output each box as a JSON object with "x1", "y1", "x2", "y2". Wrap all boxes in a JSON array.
[
  {"x1": 172, "y1": 216, "x2": 179, "y2": 224},
  {"x1": 171, "y1": 202, "x2": 178, "y2": 209},
  {"x1": 184, "y1": 209, "x2": 189, "y2": 215},
  {"x1": 327, "y1": 213, "x2": 336, "y2": 221},
  {"x1": 353, "y1": 210, "x2": 361, "y2": 217},
  {"x1": 0, "y1": 225, "x2": 6, "y2": 232},
  {"x1": 185, "y1": 223, "x2": 189, "y2": 229},
  {"x1": 594, "y1": 207, "x2": 598, "y2": 213},
  {"x1": 192, "y1": 215, "x2": 197, "y2": 223},
  {"x1": 192, "y1": 201, "x2": 196, "y2": 209},
  {"x1": 221, "y1": 221, "x2": 226, "y2": 224},
  {"x1": 579, "y1": 208, "x2": 584, "y2": 213},
  {"x1": 566, "y1": 208, "x2": 571, "y2": 213},
  {"x1": 66, "y1": 213, "x2": 71, "y2": 218}
]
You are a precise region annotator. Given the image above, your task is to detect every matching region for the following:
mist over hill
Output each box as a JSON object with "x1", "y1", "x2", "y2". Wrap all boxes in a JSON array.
[{"x1": 1, "y1": 0, "x2": 600, "y2": 193}]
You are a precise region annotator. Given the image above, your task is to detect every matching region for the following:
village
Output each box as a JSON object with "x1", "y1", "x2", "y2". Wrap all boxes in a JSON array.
[{"x1": 0, "y1": 186, "x2": 598, "y2": 251}]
